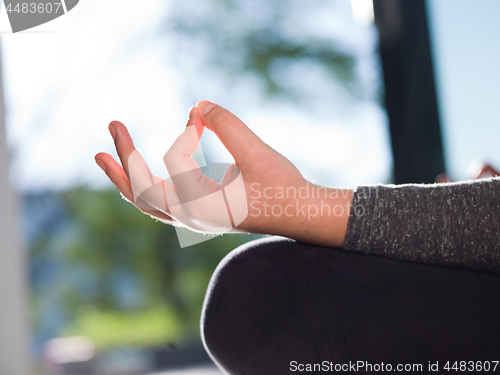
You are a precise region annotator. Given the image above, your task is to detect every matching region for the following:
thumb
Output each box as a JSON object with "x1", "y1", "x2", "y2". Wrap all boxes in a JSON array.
[{"x1": 197, "y1": 100, "x2": 266, "y2": 166}]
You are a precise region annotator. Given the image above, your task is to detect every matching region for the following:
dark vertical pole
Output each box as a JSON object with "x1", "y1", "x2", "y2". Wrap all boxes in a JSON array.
[{"x1": 373, "y1": 0, "x2": 445, "y2": 184}]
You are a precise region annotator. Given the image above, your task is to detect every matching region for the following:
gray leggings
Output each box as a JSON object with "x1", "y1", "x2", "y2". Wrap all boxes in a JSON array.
[{"x1": 201, "y1": 237, "x2": 500, "y2": 374}]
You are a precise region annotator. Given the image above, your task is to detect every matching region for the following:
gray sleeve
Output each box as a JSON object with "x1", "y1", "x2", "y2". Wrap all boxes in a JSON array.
[{"x1": 343, "y1": 177, "x2": 500, "y2": 274}]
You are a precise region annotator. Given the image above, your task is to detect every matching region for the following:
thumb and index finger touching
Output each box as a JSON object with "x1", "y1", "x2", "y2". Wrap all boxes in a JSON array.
[
  {"x1": 95, "y1": 101, "x2": 262, "y2": 205},
  {"x1": 165, "y1": 101, "x2": 263, "y2": 204},
  {"x1": 166, "y1": 100, "x2": 264, "y2": 172},
  {"x1": 196, "y1": 100, "x2": 266, "y2": 168}
]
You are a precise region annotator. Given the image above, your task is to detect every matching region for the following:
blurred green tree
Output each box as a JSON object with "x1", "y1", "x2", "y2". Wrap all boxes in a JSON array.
[
  {"x1": 47, "y1": 187, "x2": 259, "y2": 349},
  {"x1": 163, "y1": 0, "x2": 358, "y2": 107}
]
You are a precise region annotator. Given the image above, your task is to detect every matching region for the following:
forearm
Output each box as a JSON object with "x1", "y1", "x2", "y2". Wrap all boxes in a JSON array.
[{"x1": 343, "y1": 177, "x2": 500, "y2": 274}]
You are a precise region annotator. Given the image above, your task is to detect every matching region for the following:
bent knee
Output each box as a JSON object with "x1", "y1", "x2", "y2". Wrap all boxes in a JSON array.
[
  {"x1": 200, "y1": 237, "x2": 324, "y2": 373},
  {"x1": 201, "y1": 237, "x2": 296, "y2": 339}
]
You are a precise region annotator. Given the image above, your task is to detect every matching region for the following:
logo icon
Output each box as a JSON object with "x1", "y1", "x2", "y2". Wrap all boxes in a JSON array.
[{"x1": 4, "y1": 0, "x2": 80, "y2": 33}]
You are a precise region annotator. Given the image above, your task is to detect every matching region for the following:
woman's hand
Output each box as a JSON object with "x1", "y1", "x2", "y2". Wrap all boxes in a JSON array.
[{"x1": 95, "y1": 101, "x2": 353, "y2": 248}]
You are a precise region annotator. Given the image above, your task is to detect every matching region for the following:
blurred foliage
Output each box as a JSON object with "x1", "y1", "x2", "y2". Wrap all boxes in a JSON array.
[
  {"x1": 164, "y1": 0, "x2": 358, "y2": 104},
  {"x1": 31, "y1": 187, "x2": 260, "y2": 349},
  {"x1": 64, "y1": 306, "x2": 182, "y2": 350}
]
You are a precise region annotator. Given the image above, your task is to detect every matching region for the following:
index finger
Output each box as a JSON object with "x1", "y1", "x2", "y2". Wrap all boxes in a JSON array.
[{"x1": 196, "y1": 100, "x2": 267, "y2": 167}]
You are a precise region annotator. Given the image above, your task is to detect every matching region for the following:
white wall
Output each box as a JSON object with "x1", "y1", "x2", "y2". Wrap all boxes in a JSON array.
[{"x1": 0, "y1": 38, "x2": 32, "y2": 375}]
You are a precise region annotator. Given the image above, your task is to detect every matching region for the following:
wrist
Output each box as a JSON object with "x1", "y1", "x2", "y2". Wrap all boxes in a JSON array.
[
  {"x1": 278, "y1": 184, "x2": 353, "y2": 248},
  {"x1": 240, "y1": 180, "x2": 353, "y2": 248}
]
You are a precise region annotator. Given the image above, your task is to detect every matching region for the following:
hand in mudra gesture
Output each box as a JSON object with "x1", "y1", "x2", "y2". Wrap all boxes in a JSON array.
[{"x1": 95, "y1": 100, "x2": 352, "y2": 247}]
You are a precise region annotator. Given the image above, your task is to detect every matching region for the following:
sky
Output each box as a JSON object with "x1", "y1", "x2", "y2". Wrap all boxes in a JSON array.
[
  {"x1": 0, "y1": 0, "x2": 392, "y2": 192},
  {"x1": 427, "y1": 0, "x2": 500, "y2": 180}
]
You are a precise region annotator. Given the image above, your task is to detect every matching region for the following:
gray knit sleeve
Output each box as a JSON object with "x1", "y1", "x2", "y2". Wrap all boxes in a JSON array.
[{"x1": 343, "y1": 177, "x2": 500, "y2": 274}]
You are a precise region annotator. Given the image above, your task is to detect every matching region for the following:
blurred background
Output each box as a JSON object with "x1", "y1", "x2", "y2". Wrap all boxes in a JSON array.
[{"x1": 0, "y1": 0, "x2": 498, "y2": 374}]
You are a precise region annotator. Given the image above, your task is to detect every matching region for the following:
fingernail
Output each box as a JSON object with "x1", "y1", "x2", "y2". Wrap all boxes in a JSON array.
[
  {"x1": 96, "y1": 159, "x2": 107, "y2": 173},
  {"x1": 197, "y1": 100, "x2": 218, "y2": 115},
  {"x1": 109, "y1": 124, "x2": 117, "y2": 140}
]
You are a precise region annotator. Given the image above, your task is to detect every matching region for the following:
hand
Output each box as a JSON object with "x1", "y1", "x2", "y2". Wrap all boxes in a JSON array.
[{"x1": 95, "y1": 101, "x2": 353, "y2": 248}]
